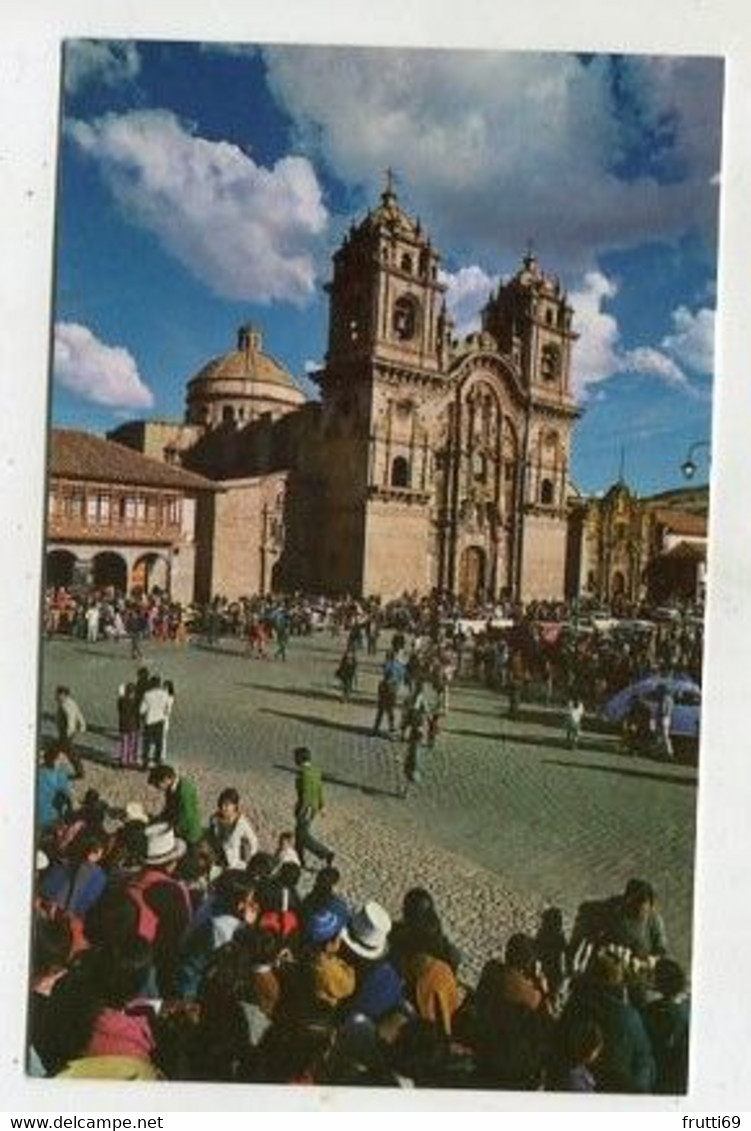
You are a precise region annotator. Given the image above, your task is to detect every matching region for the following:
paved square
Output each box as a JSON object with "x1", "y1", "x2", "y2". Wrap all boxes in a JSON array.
[{"x1": 40, "y1": 632, "x2": 697, "y2": 980}]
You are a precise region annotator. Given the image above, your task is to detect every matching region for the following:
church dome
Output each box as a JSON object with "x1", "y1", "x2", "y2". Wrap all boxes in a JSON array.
[{"x1": 185, "y1": 324, "x2": 305, "y2": 428}]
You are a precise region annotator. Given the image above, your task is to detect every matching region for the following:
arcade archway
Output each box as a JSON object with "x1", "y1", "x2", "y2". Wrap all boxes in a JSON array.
[
  {"x1": 46, "y1": 549, "x2": 76, "y2": 589},
  {"x1": 92, "y1": 551, "x2": 127, "y2": 592},
  {"x1": 131, "y1": 553, "x2": 169, "y2": 595}
]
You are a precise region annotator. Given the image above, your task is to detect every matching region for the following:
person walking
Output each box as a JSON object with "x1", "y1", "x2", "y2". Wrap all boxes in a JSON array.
[
  {"x1": 657, "y1": 684, "x2": 675, "y2": 761},
  {"x1": 161, "y1": 680, "x2": 176, "y2": 764},
  {"x1": 116, "y1": 682, "x2": 140, "y2": 769},
  {"x1": 139, "y1": 676, "x2": 171, "y2": 769},
  {"x1": 293, "y1": 746, "x2": 334, "y2": 870},
  {"x1": 402, "y1": 686, "x2": 428, "y2": 797},
  {"x1": 54, "y1": 686, "x2": 87, "y2": 779},
  {"x1": 275, "y1": 615, "x2": 290, "y2": 662},
  {"x1": 565, "y1": 696, "x2": 585, "y2": 750},
  {"x1": 85, "y1": 603, "x2": 100, "y2": 644},
  {"x1": 335, "y1": 647, "x2": 357, "y2": 702},
  {"x1": 372, "y1": 675, "x2": 398, "y2": 738}
]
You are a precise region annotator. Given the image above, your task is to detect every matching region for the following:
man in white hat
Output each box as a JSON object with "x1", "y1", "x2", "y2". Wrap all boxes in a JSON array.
[
  {"x1": 340, "y1": 901, "x2": 405, "y2": 1022},
  {"x1": 124, "y1": 822, "x2": 191, "y2": 997}
]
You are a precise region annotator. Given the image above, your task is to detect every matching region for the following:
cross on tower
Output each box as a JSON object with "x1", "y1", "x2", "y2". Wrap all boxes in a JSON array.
[{"x1": 384, "y1": 166, "x2": 397, "y2": 197}]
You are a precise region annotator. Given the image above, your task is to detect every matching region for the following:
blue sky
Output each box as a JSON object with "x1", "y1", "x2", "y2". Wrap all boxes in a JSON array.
[{"x1": 52, "y1": 41, "x2": 723, "y2": 495}]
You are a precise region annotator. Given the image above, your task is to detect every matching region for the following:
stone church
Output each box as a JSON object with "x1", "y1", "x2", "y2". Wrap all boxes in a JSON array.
[{"x1": 110, "y1": 181, "x2": 581, "y2": 604}]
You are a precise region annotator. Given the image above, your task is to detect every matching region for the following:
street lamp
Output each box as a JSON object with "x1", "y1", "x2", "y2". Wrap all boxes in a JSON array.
[{"x1": 681, "y1": 440, "x2": 711, "y2": 481}]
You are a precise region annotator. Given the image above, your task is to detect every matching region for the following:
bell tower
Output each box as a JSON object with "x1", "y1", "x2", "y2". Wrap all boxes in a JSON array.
[
  {"x1": 325, "y1": 171, "x2": 447, "y2": 379},
  {"x1": 315, "y1": 175, "x2": 449, "y2": 597},
  {"x1": 481, "y1": 249, "x2": 577, "y2": 396}
]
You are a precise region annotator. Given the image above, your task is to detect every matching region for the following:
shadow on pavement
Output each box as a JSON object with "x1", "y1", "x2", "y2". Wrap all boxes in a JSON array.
[
  {"x1": 237, "y1": 682, "x2": 372, "y2": 707},
  {"x1": 192, "y1": 642, "x2": 247, "y2": 658},
  {"x1": 446, "y1": 724, "x2": 564, "y2": 748},
  {"x1": 272, "y1": 762, "x2": 402, "y2": 800},
  {"x1": 260, "y1": 707, "x2": 374, "y2": 738},
  {"x1": 42, "y1": 711, "x2": 118, "y2": 741},
  {"x1": 543, "y1": 758, "x2": 697, "y2": 788},
  {"x1": 446, "y1": 725, "x2": 621, "y2": 758},
  {"x1": 38, "y1": 729, "x2": 119, "y2": 770}
]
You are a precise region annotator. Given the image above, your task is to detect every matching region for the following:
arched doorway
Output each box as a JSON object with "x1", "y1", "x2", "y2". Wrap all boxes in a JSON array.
[
  {"x1": 458, "y1": 546, "x2": 486, "y2": 606},
  {"x1": 132, "y1": 553, "x2": 169, "y2": 595},
  {"x1": 611, "y1": 569, "x2": 626, "y2": 598},
  {"x1": 46, "y1": 549, "x2": 76, "y2": 589},
  {"x1": 92, "y1": 551, "x2": 127, "y2": 593}
]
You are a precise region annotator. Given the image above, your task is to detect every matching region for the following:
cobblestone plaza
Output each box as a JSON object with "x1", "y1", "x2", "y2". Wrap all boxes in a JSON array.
[{"x1": 40, "y1": 631, "x2": 697, "y2": 981}]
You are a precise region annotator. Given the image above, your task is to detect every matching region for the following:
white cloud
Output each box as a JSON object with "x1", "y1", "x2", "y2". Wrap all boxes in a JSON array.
[
  {"x1": 661, "y1": 305, "x2": 715, "y2": 373},
  {"x1": 622, "y1": 346, "x2": 688, "y2": 388},
  {"x1": 441, "y1": 265, "x2": 500, "y2": 337},
  {"x1": 568, "y1": 271, "x2": 718, "y2": 394},
  {"x1": 439, "y1": 264, "x2": 708, "y2": 397},
  {"x1": 66, "y1": 109, "x2": 329, "y2": 305},
  {"x1": 64, "y1": 41, "x2": 140, "y2": 95},
  {"x1": 54, "y1": 322, "x2": 155, "y2": 409},
  {"x1": 263, "y1": 48, "x2": 722, "y2": 276},
  {"x1": 570, "y1": 271, "x2": 622, "y2": 390}
]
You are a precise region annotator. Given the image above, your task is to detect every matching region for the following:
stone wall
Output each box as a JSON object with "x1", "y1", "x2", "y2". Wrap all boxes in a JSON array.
[
  {"x1": 205, "y1": 473, "x2": 288, "y2": 601},
  {"x1": 519, "y1": 513, "x2": 568, "y2": 601},
  {"x1": 362, "y1": 499, "x2": 432, "y2": 598}
]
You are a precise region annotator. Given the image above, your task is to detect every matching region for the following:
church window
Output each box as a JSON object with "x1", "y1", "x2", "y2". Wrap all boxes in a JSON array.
[
  {"x1": 541, "y1": 344, "x2": 560, "y2": 382},
  {"x1": 473, "y1": 451, "x2": 488, "y2": 483},
  {"x1": 86, "y1": 495, "x2": 97, "y2": 524},
  {"x1": 401, "y1": 253, "x2": 413, "y2": 274},
  {"x1": 392, "y1": 295, "x2": 419, "y2": 342},
  {"x1": 540, "y1": 478, "x2": 555, "y2": 506},
  {"x1": 391, "y1": 456, "x2": 410, "y2": 488},
  {"x1": 70, "y1": 492, "x2": 84, "y2": 519},
  {"x1": 545, "y1": 308, "x2": 554, "y2": 325},
  {"x1": 222, "y1": 405, "x2": 235, "y2": 424}
]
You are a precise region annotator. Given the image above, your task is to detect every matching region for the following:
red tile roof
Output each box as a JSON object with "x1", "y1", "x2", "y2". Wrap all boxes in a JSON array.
[
  {"x1": 50, "y1": 429, "x2": 220, "y2": 492},
  {"x1": 651, "y1": 508, "x2": 707, "y2": 537}
]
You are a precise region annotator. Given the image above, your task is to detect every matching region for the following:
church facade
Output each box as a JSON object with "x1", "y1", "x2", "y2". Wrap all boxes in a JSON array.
[{"x1": 110, "y1": 183, "x2": 581, "y2": 604}]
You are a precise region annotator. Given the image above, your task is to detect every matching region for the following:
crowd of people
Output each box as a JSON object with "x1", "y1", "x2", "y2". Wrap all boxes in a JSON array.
[
  {"x1": 44, "y1": 586, "x2": 703, "y2": 711},
  {"x1": 35, "y1": 583, "x2": 697, "y2": 1091},
  {"x1": 32, "y1": 744, "x2": 689, "y2": 1092}
]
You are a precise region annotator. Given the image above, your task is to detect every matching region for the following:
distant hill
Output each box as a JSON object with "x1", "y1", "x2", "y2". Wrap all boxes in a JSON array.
[{"x1": 642, "y1": 485, "x2": 709, "y2": 515}]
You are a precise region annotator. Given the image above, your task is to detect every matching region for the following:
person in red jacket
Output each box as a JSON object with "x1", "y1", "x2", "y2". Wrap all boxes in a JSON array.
[{"x1": 124, "y1": 823, "x2": 192, "y2": 998}]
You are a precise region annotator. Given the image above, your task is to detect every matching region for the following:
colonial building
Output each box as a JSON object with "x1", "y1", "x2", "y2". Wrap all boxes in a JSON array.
[
  {"x1": 46, "y1": 429, "x2": 219, "y2": 602},
  {"x1": 567, "y1": 481, "x2": 708, "y2": 606},
  {"x1": 110, "y1": 181, "x2": 582, "y2": 604}
]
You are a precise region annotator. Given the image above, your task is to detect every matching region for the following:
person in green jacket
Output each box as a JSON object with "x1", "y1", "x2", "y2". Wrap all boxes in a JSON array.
[
  {"x1": 148, "y1": 764, "x2": 203, "y2": 846},
  {"x1": 293, "y1": 746, "x2": 334, "y2": 870}
]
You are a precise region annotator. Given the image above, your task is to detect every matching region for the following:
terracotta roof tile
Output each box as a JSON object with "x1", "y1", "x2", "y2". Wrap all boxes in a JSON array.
[
  {"x1": 651, "y1": 508, "x2": 707, "y2": 536},
  {"x1": 50, "y1": 429, "x2": 220, "y2": 492}
]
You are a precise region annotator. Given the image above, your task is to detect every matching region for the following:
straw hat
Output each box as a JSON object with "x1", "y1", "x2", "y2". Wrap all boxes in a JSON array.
[
  {"x1": 144, "y1": 822, "x2": 186, "y2": 866},
  {"x1": 341, "y1": 901, "x2": 392, "y2": 960}
]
